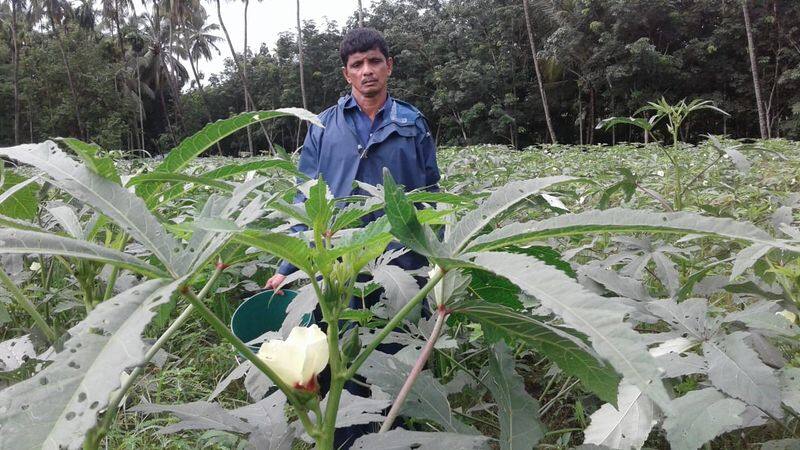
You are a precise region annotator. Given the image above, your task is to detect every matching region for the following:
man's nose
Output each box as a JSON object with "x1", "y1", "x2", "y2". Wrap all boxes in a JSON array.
[{"x1": 362, "y1": 63, "x2": 374, "y2": 76}]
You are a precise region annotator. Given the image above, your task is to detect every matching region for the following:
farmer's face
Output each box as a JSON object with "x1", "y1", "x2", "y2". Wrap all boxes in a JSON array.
[{"x1": 342, "y1": 48, "x2": 393, "y2": 99}]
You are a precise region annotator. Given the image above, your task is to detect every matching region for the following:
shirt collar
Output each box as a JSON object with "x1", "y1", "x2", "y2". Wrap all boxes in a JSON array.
[{"x1": 343, "y1": 93, "x2": 393, "y2": 116}]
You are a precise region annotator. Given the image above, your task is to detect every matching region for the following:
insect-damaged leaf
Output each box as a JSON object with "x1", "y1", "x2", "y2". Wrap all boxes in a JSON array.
[
  {"x1": 352, "y1": 429, "x2": 490, "y2": 450},
  {"x1": 0, "y1": 278, "x2": 185, "y2": 450},
  {"x1": 0, "y1": 228, "x2": 167, "y2": 278}
]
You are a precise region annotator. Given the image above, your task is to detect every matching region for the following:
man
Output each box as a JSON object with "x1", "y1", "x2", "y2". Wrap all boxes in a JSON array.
[{"x1": 265, "y1": 27, "x2": 440, "y2": 290}]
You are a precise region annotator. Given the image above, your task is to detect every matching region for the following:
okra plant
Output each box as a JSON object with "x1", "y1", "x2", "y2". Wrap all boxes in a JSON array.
[{"x1": 0, "y1": 109, "x2": 798, "y2": 450}]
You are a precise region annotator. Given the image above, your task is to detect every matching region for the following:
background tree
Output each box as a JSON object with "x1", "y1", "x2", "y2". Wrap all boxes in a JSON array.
[{"x1": 2, "y1": 0, "x2": 800, "y2": 152}]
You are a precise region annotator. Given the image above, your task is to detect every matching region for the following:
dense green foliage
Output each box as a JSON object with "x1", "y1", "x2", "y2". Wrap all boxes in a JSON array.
[
  {"x1": 1, "y1": 127, "x2": 799, "y2": 448},
  {"x1": 2, "y1": 0, "x2": 800, "y2": 153}
]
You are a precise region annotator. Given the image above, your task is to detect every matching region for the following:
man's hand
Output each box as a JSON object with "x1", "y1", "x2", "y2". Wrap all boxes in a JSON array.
[{"x1": 264, "y1": 273, "x2": 287, "y2": 295}]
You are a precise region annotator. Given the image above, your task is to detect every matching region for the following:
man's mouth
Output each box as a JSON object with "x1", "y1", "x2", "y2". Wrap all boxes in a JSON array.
[{"x1": 363, "y1": 80, "x2": 377, "y2": 86}]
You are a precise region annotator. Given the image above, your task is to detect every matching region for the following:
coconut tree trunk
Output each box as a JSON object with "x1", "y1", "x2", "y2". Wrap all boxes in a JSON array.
[
  {"x1": 742, "y1": 0, "x2": 768, "y2": 139},
  {"x1": 10, "y1": 0, "x2": 20, "y2": 144},
  {"x1": 242, "y1": 0, "x2": 254, "y2": 154},
  {"x1": 296, "y1": 0, "x2": 307, "y2": 111},
  {"x1": 165, "y1": 21, "x2": 186, "y2": 134},
  {"x1": 189, "y1": 56, "x2": 224, "y2": 156},
  {"x1": 48, "y1": 1, "x2": 86, "y2": 138},
  {"x1": 216, "y1": 0, "x2": 274, "y2": 154},
  {"x1": 113, "y1": 0, "x2": 125, "y2": 56},
  {"x1": 587, "y1": 86, "x2": 595, "y2": 145},
  {"x1": 136, "y1": 54, "x2": 146, "y2": 151},
  {"x1": 522, "y1": 0, "x2": 557, "y2": 144},
  {"x1": 357, "y1": 0, "x2": 364, "y2": 27},
  {"x1": 295, "y1": 0, "x2": 308, "y2": 149},
  {"x1": 159, "y1": 88, "x2": 179, "y2": 148}
]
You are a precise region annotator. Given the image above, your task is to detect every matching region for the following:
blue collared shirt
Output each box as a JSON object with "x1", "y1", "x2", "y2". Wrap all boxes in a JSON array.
[
  {"x1": 343, "y1": 94, "x2": 389, "y2": 149},
  {"x1": 276, "y1": 93, "x2": 440, "y2": 275}
]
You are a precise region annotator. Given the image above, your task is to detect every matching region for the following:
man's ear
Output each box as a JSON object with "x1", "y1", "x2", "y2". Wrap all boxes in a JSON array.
[
  {"x1": 342, "y1": 66, "x2": 351, "y2": 85},
  {"x1": 387, "y1": 57, "x2": 394, "y2": 75}
]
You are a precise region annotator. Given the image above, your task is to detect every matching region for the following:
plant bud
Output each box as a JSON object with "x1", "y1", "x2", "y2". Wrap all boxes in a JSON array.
[{"x1": 341, "y1": 328, "x2": 361, "y2": 363}]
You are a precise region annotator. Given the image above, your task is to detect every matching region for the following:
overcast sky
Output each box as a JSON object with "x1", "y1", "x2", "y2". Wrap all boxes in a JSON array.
[{"x1": 196, "y1": 0, "x2": 374, "y2": 78}]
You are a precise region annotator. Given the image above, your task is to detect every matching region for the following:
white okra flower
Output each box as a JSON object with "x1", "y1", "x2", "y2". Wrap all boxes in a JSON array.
[{"x1": 257, "y1": 324, "x2": 329, "y2": 391}]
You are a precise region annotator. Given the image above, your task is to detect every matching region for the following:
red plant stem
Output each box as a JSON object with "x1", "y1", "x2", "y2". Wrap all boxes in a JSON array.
[{"x1": 379, "y1": 306, "x2": 448, "y2": 433}]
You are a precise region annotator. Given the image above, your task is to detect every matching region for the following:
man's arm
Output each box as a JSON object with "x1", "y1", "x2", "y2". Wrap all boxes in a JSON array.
[{"x1": 416, "y1": 117, "x2": 441, "y2": 192}]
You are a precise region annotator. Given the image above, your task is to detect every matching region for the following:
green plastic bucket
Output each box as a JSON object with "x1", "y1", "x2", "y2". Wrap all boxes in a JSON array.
[{"x1": 230, "y1": 289, "x2": 313, "y2": 353}]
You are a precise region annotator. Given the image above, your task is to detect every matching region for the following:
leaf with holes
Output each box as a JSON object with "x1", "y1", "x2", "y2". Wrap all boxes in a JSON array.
[
  {"x1": 0, "y1": 278, "x2": 185, "y2": 450},
  {"x1": 352, "y1": 430, "x2": 490, "y2": 450}
]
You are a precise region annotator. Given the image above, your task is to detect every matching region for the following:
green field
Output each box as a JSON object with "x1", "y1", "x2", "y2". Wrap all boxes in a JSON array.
[{"x1": 1, "y1": 134, "x2": 800, "y2": 449}]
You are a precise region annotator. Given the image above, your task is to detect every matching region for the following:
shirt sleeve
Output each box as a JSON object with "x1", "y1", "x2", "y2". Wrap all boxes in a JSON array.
[
  {"x1": 276, "y1": 125, "x2": 322, "y2": 276},
  {"x1": 416, "y1": 117, "x2": 440, "y2": 192}
]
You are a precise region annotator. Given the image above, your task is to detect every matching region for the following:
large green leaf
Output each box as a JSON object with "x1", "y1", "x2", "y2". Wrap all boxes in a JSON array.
[
  {"x1": 458, "y1": 302, "x2": 620, "y2": 404},
  {"x1": 485, "y1": 342, "x2": 545, "y2": 449},
  {"x1": 0, "y1": 278, "x2": 186, "y2": 450},
  {"x1": 179, "y1": 179, "x2": 273, "y2": 274},
  {"x1": 0, "y1": 171, "x2": 38, "y2": 220},
  {"x1": 468, "y1": 208, "x2": 795, "y2": 253},
  {"x1": 233, "y1": 230, "x2": 314, "y2": 274},
  {"x1": 465, "y1": 251, "x2": 672, "y2": 411},
  {"x1": 464, "y1": 268, "x2": 523, "y2": 309},
  {"x1": 138, "y1": 108, "x2": 320, "y2": 202},
  {"x1": 156, "y1": 108, "x2": 320, "y2": 175},
  {"x1": 382, "y1": 169, "x2": 445, "y2": 258},
  {"x1": 126, "y1": 172, "x2": 234, "y2": 192},
  {"x1": 0, "y1": 228, "x2": 168, "y2": 278},
  {"x1": 663, "y1": 388, "x2": 745, "y2": 450},
  {"x1": 583, "y1": 381, "x2": 657, "y2": 449},
  {"x1": 352, "y1": 430, "x2": 490, "y2": 450},
  {"x1": 358, "y1": 351, "x2": 477, "y2": 434},
  {"x1": 201, "y1": 159, "x2": 300, "y2": 180},
  {"x1": 445, "y1": 176, "x2": 575, "y2": 254},
  {"x1": 305, "y1": 177, "x2": 333, "y2": 232},
  {"x1": 0, "y1": 213, "x2": 42, "y2": 231},
  {"x1": 703, "y1": 331, "x2": 782, "y2": 416},
  {"x1": 0, "y1": 142, "x2": 183, "y2": 275},
  {"x1": 57, "y1": 138, "x2": 120, "y2": 183}
]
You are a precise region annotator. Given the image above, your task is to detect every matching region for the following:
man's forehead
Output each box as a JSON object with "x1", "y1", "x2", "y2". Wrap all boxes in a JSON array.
[{"x1": 345, "y1": 48, "x2": 387, "y2": 64}]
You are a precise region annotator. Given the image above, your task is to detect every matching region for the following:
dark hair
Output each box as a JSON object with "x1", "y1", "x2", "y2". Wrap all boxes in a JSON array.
[{"x1": 339, "y1": 27, "x2": 389, "y2": 65}]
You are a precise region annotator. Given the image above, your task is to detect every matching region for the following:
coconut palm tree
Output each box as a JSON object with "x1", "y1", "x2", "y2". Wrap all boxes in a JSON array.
[
  {"x1": 39, "y1": 0, "x2": 86, "y2": 137},
  {"x1": 181, "y1": 9, "x2": 224, "y2": 154},
  {"x1": 212, "y1": 0, "x2": 273, "y2": 154},
  {"x1": 100, "y1": 0, "x2": 134, "y2": 56},
  {"x1": 5, "y1": 0, "x2": 24, "y2": 143}
]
